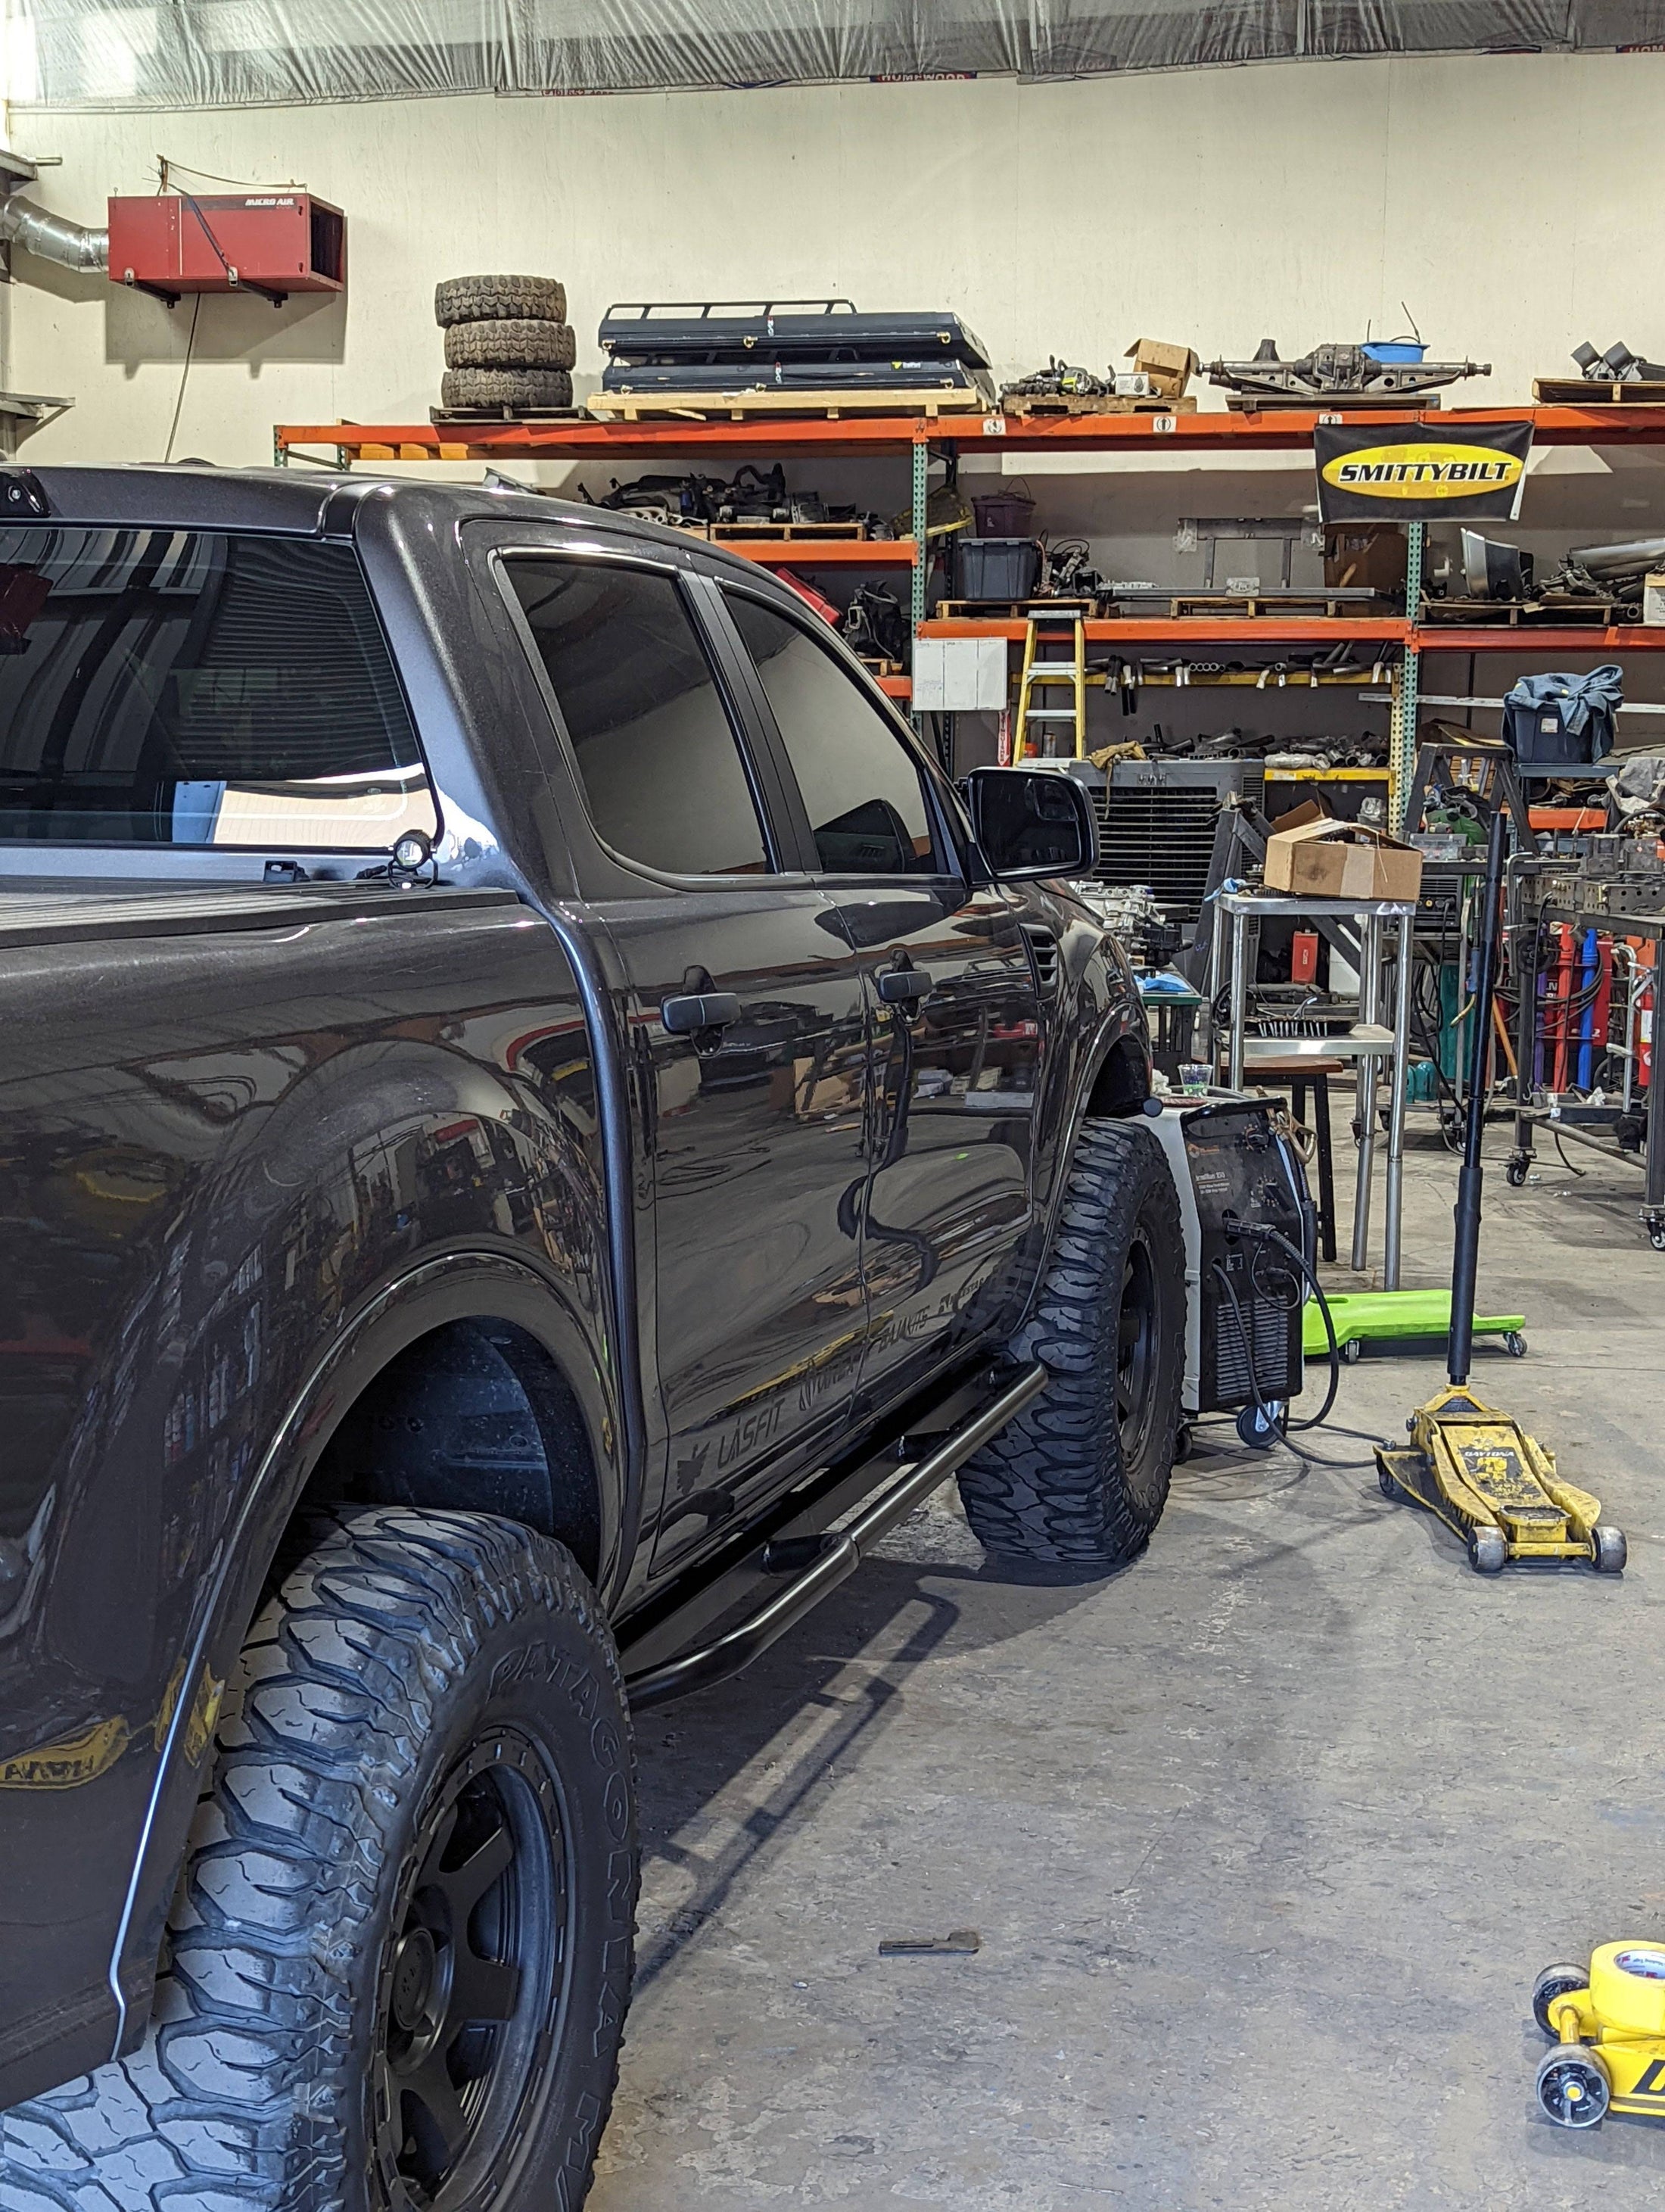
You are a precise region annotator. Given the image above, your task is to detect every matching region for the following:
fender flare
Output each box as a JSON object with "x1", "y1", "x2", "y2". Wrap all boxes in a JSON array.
[
  {"x1": 105, "y1": 1245, "x2": 616, "y2": 2058},
  {"x1": 1025, "y1": 1008, "x2": 1156, "y2": 1311}
]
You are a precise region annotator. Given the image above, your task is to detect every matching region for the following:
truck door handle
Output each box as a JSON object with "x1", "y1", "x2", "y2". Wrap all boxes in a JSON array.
[
  {"x1": 661, "y1": 991, "x2": 742, "y2": 1034},
  {"x1": 878, "y1": 966, "x2": 933, "y2": 1007}
]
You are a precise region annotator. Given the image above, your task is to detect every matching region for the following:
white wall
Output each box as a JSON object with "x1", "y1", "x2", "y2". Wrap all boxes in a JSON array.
[
  {"x1": 8, "y1": 47, "x2": 1665, "y2": 765},
  {"x1": 4, "y1": 47, "x2": 1665, "y2": 469}
]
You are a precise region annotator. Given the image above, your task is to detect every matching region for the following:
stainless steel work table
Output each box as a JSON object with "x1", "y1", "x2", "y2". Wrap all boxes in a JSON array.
[{"x1": 1209, "y1": 889, "x2": 1418, "y2": 1288}]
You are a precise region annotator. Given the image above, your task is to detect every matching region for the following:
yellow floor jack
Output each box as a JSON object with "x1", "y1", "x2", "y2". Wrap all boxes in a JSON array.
[
  {"x1": 1533, "y1": 1946, "x2": 1665, "y2": 2126},
  {"x1": 1373, "y1": 810, "x2": 1626, "y2": 1577}
]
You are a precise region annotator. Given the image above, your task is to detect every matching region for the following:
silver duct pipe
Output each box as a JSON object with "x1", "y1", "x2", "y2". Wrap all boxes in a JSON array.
[{"x1": 0, "y1": 195, "x2": 108, "y2": 274}]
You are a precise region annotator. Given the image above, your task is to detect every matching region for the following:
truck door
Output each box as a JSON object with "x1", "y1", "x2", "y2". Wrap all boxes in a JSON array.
[
  {"x1": 496, "y1": 552, "x2": 871, "y2": 1578},
  {"x1": 716, "y1": 587, "x2": 1044, "y2": 1407}
]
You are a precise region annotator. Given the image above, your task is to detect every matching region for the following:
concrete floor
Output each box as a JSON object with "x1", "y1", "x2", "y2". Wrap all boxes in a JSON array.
[{"x1": 591, "y1": 1114, "x2": 1665, "y2": 2209}]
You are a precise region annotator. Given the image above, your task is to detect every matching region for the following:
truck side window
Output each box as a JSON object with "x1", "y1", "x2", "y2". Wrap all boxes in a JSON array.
[
  {"x1": 505, "y1": 558, "x2": 770, "y2": 878},
  {"x1": 724, "y1": 594, "x2": 937, "y2": 876},
  {"x1": 0, "y1": 528, "x2": 434, "y2": 851}
]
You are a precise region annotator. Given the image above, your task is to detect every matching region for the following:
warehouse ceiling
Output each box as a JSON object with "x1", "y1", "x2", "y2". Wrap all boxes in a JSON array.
[{"x1": 9, "y1": 1, "x2": 1665, "y2": 109}]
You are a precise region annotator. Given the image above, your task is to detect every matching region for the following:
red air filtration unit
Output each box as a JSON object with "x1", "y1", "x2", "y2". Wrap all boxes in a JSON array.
[{"x1": 107, "y1": 192, "x2": 345, "y2": 306}]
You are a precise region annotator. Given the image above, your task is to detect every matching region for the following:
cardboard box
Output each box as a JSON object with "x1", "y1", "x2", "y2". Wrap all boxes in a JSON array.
[
  {"x1": 1124, "y1": 338, "x2": 1197, "y2": 400},
  {"x1": 1644, "y1": 572, "x2": 1665, "y2": 627},
  {"x1": 1324, "y1": 524, "x2": 1408, "y2": 597},
  {"x1": 1264, "y1": 803, "x2": 1424, "y2": 902}
]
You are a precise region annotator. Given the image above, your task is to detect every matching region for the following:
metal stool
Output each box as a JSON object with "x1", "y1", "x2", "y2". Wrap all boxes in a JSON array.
[{"x1": 1247, "y1": 1056, "x2": 1343, "y2": 1263}]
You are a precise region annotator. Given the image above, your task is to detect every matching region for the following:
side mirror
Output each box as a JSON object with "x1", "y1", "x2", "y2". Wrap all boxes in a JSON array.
[{"x1": 964, "y1": 767, "x2": 1097, "y2": 880}]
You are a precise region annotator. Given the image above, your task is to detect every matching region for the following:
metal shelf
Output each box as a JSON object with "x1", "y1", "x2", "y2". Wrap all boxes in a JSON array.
[
  {"x1": 918, "y1": 615, "x2": 1411, "y2": 646},
  {"x1": 1419, "y1": 626, "x2": 1665, "y2": 652},
  {"x1": 271, "y1": 402, "x2": 1665, "y2": 804},
  {"x1": 274, "y1": 401, "x2": 1665, "y2": 465}
]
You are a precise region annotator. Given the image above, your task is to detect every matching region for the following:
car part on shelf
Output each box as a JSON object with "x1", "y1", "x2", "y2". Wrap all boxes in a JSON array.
[
  {"x1": 1573, "y1": 339, "x2": 1665, "y2": 383},
  {"x1": 1204, "y1": 338, "x2": 1489, "y2": 406},
  {"x1": 599, "y1": 298, "x2": 991, "y2": 368},
  {"x1": 1044, "y1": 537, "x2": 1108, "y2": 600},
  {"x1": 601, "y1": 355, "x2": 989, "y2": 394},
  {"x1": 1175, "y1": 515, "x2": 1327, "y2": 591},
  {"x1": 999, "y1": 357, "x2": 1112, "y2": 403},
  {"x1": 839, "y1": 583, "x2": 909, "y2": 667}
]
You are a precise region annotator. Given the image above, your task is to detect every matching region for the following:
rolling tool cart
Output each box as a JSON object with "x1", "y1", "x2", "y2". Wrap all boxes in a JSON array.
[{"x1": 1375, "y1": 812, "x2": 1626, "y2": 1574}]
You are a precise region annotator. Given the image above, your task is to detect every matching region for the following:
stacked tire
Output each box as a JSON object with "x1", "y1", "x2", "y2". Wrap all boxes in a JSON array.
[{"x1": 436, "y1": 275, "x2": 574, "y2": 415}]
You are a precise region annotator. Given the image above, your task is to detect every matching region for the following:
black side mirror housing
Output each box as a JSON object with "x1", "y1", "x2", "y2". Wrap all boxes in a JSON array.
[{"x1": 964, "y1": 766, "x2": 1097, "y2": 880}]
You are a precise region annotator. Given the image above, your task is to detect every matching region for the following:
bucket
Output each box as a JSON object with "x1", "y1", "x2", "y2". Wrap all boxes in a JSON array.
[{"x1": 972, "y1": 486, "x2": 1036, "y2": 537}]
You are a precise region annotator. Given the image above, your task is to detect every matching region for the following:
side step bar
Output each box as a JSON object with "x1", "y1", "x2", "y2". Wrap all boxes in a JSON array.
[{"x1": 625, "y1": 1362, "x2": 1046, "y2": 1709}]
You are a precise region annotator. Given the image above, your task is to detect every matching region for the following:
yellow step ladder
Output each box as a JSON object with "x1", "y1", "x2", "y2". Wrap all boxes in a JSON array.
[{"x1": 1012, "y1": 609, "x2": 1087, "y2": 763}]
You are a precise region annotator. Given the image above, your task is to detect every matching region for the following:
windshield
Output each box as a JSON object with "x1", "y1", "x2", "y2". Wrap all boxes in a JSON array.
[{"x1": 0, "y1": 525, "x2": 435, "y2": 849}]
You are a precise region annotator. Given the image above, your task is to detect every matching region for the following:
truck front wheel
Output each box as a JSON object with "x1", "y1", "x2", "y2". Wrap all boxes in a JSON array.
[
  {"x1": 959, "y1": 1119, "x2": 1184, "y2": 1574},
  {"x1": 1, "y1": 1508, "x2": 636, "y2": 2212}
]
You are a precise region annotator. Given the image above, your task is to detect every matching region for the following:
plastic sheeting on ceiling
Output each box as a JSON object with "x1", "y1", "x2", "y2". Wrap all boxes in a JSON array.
[{"x1": 8, "y1": 2, "x2": 1665, "y2": 110}]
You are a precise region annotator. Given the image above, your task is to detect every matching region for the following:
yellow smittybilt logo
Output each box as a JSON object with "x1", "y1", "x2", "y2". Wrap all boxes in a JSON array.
[{"x1": 1321, "y1": 441, "x2": 1526, "y2": 500}]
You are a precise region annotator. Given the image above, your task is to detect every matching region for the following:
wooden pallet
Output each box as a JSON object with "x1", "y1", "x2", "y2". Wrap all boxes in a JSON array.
[
  {"x1": 1418, "y1": 594, "x2": 1629, "y2": 627},
  {"x1": 933, "y1": 597, "x2": 1095, "y2": 621},
  {"x1": 1165, "y1": 592, "x2": 1371, "y2": 619},
  {"x1": 1534, "y1": 378, "x2": 1665, "y2": 406},
  {"x1": 428, "y1": 405, "x2": 589, "y2": 425},
  {"x1": 997, "y1": 392, "x2": 1197, "y2": 419},
  {"x1": 709, "y1": 519, "x2": 870, "y2": 542},
  {"x1": 586, "y1": 386, "x2": 993, "y2": 422}
]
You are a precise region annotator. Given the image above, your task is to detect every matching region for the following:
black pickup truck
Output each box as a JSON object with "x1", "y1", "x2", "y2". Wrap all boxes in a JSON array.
[{"x1": 0, "y1": 466, "x2": 1183, "y2": 2212}]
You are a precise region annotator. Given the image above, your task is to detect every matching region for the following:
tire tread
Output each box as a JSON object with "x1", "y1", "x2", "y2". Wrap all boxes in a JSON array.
[
  {"x1": 0, "y1": 1509, "x2": 633, "y2": 2212},
  {"x1": 434, "y1": 275, "x2": 568, "y2": 327},
  {"x1": 957, "y1": 1120, "x2": 1183, "y2": 1572}
]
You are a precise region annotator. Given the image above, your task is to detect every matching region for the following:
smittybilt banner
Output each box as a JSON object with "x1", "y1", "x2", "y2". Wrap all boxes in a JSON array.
[{"x1": 1314, "y1": 419, "x2": 1533, "y2": 524}]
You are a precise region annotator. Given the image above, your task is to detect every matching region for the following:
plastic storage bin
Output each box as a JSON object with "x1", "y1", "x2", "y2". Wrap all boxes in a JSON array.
[
  {"x1": 1504, "y1": 699, "x2": 1611, "y2": 771},
  {"x1": 953, "y1": 536, "x2": 1041, "y2": 601}
]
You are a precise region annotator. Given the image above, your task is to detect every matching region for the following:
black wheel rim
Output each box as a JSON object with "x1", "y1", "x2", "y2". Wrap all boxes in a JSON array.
[
  {"x1": 1115, "y1": 1232, "x2": 1160, "y2": 1466},
  {"x1": 372, "y1": 1729, "x2": 568, "y2": 2211}
]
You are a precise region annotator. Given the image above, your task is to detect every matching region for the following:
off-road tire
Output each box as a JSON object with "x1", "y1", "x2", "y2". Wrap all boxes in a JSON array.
[
  {"x1": 435, "y1": 275, "x2": 568, "y2": 328},
  {"x1": 445, "y1": 319, "x2": 577, "y2": 372},
  {"x1": 440, "y1": 366, "x2": 574, "y2": 414},
  {"x1": 958, "y1": 1118, "x2": 1184, "y2": 1572},
  {"x1": 0, "y1": 1508, "x2": 636, "y2": 2212}
]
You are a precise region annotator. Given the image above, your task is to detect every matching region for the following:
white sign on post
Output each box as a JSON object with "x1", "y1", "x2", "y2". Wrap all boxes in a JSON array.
[{"x1": 912, "y1": 635, "x2": 1010, "y2": 712}]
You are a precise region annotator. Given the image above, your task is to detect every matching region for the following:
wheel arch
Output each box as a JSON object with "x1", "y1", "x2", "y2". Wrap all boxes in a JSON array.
[
  {"x1": 107, "y1": 1248, "x2": 618, "y2": 2064},
  {"x1": 1083, "y1": 1031, "x2": 1153, "y2": 1120}
]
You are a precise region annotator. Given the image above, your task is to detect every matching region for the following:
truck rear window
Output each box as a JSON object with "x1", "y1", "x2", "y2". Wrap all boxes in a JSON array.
[{"x1": 0, "y1": 527, "x2": 435, "y2": 849}]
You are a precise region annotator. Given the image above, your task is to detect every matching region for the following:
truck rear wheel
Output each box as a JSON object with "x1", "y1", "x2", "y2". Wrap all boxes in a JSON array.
[
  {"x1": 958, "y1": 1119, "x2": 1184, "y2": 1574},
  {"x1": 0, "y1": 1508, "x2": 636, "y2": 2212}
]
